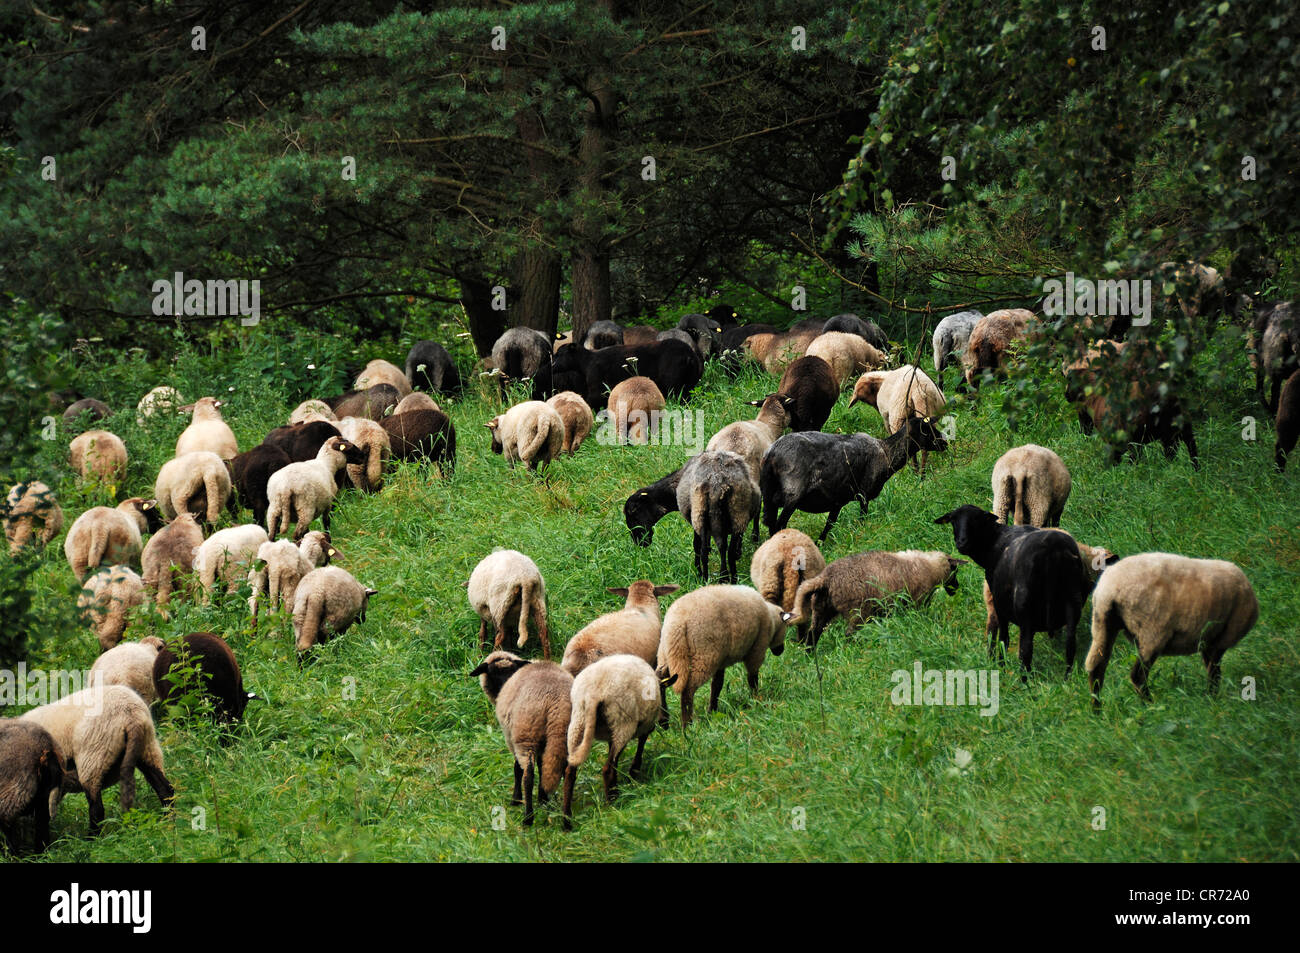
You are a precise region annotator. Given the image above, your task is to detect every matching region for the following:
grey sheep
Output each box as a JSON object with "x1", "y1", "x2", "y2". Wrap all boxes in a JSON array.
[
  {"x1": 0, "y1": 721, "x2": 66, "y2": 852},
  {"x1": 404, "y1": 339, "x2": 462, "y2": 394},
  {"x1": 824, "y1": 313, "x2": 888, "y2": 351},
  {"x1": 491, "y1": 327, "x2": 552, "y2": 395},
  {"x1": 931, "y1": 309, "x2": 982, "y2": 386},
  {"x1": 676, "y1": 450, "x2": 760, "y2": 582}
]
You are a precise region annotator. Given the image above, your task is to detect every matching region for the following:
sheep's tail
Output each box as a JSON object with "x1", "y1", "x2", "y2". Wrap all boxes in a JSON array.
[
  {"x1": 754, "y1": 553, "x2": 783, "y2": 607},
  {"x1": 119, "y1": 721, "x2": 144, "y2": 813},
  {"x1": 296, "y1": 588, "x2": 322, "y2": 651},
  {"x1": 520, "y1": 415, "x2": 553, "y2": 464},
  {"x1": 567, "y1": 691, "x2": 599, "y2": 768},
  {"x1": 709, "y1": 482, "x2": 733, "y2": 545},
  {"x1": 203, "y1": 469, "x2": 223, "y2": 522},
  {"x1": 1013, "y1": 473, "x2": 1029, "y2": 527},
  {"x1": 787, "y1": 574, "x2": 826, "y2": 625},
  {"x1": 86, "y1": 524, "x2": 110, "y2": 575},
  {"x1": 516, "y1": 578, "x2": 536, "y2": 649},
  {"x1": 689, "y1": 482, "x2": 710, "y2": 537}
]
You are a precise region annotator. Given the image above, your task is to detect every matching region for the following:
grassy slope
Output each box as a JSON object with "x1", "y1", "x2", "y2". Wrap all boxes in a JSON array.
[{"x1": 10, "y1": 338, "x2": 1300, "y2": 863}]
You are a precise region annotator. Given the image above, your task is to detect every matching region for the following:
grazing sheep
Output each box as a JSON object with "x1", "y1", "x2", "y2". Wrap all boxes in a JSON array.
[
  {"x1": 491, "y1": 327, "x2": 553, "y2": 394},
  {"x1": 706, "y1": 394, "x2": 792, "y2": 484},
  {"x1": 69, "y1": 430, "x2": 128, "y2": 487},
  {"x1": 785, "y1": 550, "x2": 965, "y2": 648},
  {"x1": 4, "y1": 481, "x2": 64, "y2": 555},
  {"x1": 1062, "y1": 339, "x2": 1128, "y2": 405},
  {"x1": 288, "y1": 399, "x2": 337, "y2": 425},
  {"x1": 657, "y1": 328, "x2": 699, "y2": 356},
  {"x1": 750, "y1": 528, "x2": 826, "y2": 646},
  {"x1": 605, "y1": 377, "x2": 666, "y2": 445},
  {"x1": 336, "y1": 416, "x2": 392, "y2": 493},
  {"x1": 264, "y1": 419, "x2": 343, "y2": 463},
  {"x1": 62, "y1": 398, "x2": 111, "y2": 425},
  {"x1": 353, "y1": 358, "x2": 412, "y2": 398},
  {"x1": 676, "y1": 313, "x2": 723, "y2": 359},
  {"x1": 561, "y1": 581, "x2": 679, "y2": 676},
  {"x1": 292, "y1": 566, "x2": 378, "y2": 653},
  {"x1": 1255, "y1": 300, "x2": 1298, "y2": 413},
  {"x1": 469, "y1": 651, "x2": 573, "y2": 826},
  {"x1": 487, "y1": 400, "x2": 564, "y2": 472},
  {"x1": 656, "y1": 585, "x2": 787, "y2": 726},
  {"x1": 265, "y1": 436, "x2": 366, "y2": 539},
  {"x1": 1276, "y1": 369, "x2": 1300, "y2": 471},
  {"x1": 394, "y1": 392, "x2": 442, "y2": 415},
  {"x1": 777, "y1": 356, "x2": 838, "y2": 432},
  {"x1": 761, "y1": 416, "x2": 949, "y2": 542},
  {"x1": 154, "y1": 450, "x2": 231, "y2": 524},
  {"x1": 823, "y1": 313, "x2": 888, "y2": 351},
  {"x1": 194, "y1": 524, "x2": 269, "y2": 600},
  {"x1": 136, "y1": 386, "x2": 183, "y2": 426},
  {"x1": 624, "y1": 464, "x2": 684, "y2": 546},
  {"x1": 1078, "y1": 379, "x2": 1199, "y2": 470},
  {"x1": 380, "y1": 408, "x2": 457, "y2": 476},
  {"x1": 88, "y1": 637, "x2": 165, "y2": 703},
  {"x1": 1123, "y1": 260, "x2": 1227, "y2": 340},
  {"x1": 677, "y1": 450, "x2": 760, "y2": 582},
  {"x1": 404, "y1": 340, "x2": 461, "y2": 394},
  {"x1": 329, "y1": 383, "x2": 401, "y2": 421},
  {"x1": 0, "y1": 722, "x2": 65, "y2": 852},
  {"x1": 849, "y1": 365, "x2": 948, "y2": 475},
  {"x1": 230, "y1": 443, "x2": 292, "y2": 527},
  {"x1": 805, "y1": 331, "x2": 887, "y2": 385},
  {"x1": 982, "y1": 534, "x2": 1115, "y2": 646},
  {"x1": 535, "y1": 339, "x2": 701, "y2": 409},
  {"x1": 544, "y1": 391, "x2": 594, "y2": 456},
  {"x1": 153, "y1": 632, "x2": 253, "y2": 721},
  {"x1": 990, "y1": 444, "x2": 1071, "y2": 527},
  {"x1": 467, "y1": 549, "x2": 550, "y2": 658},
  {"x1": 621, "y1": 325, "x2": 659, "y2": 347},
  {"x1": 935, "y1": 504, "x2": 1088, "y2": 675},
  {"x1": 63, "y1": 498, "x2": 159, "y2": 582},
  {"x1": 1086, "y1": 553, "x2": 1258, "y2": 706},
  {"x1": 562, "y1": 655, "x2": 670, "y2": 828},
  {"x1": 931, "y1": 310, "x2": 983, "y2": 385},
  {"x1": 962, "y1": 309, "x2": 1034, "y2": 387},
  {"x1": 176, "y1": 397, "x2": 238, "y2": 460},
  {"x1": 759, "y1": 328, "x2": 822, "y2": 376},
  {"x1": 77, "y1": 565, "x2": 146, "y2": 652},
  {"x1": 584, "y1": 321, "x2": 626, "y2": 350},
  {"x1": 140, "y1": 511, "x2": 203, "y2": 607},
  {"x1": 248, "y1": 531, "x2": 333, "y2": 626},
  {"x1": 20, "y1": 685, "x2": 174, "y2": 836}
]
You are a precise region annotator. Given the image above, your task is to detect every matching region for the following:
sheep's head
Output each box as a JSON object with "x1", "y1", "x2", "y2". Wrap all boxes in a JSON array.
[
  {"x1": 610, "y1": 580, "x2": 679, "y2": 605},
  {"x1": 906, "y1": 414, "x2": 949, "y2": 454},
  {"x1": 848, "y1": 373, "x2": 886, "y2": 409},
  {"x1": 469, "y1": 651, "x2": 530, "y2": 701},
  {"x1": 942, "y1": 556, "x2": 969, "y2": 595},
  {"x1": 934, "y1": 505, "x2": 998, "y2": 558},
  {"x1": 624, "y1": 489, "x2": 667, "y2": 546},
  {"x1": 358, "y1": 586, "x2": 378, "y2": 623},
  {"x1": 767, "y1": 601, "x2": 788, "y2": 656},
  {"x1": 485, "y1": 417, "x2": 504, "y2": 454}
]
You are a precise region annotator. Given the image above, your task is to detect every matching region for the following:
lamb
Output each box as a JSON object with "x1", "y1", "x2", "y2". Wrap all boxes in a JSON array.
[
  {"x1": 336, "y1": 416, "x2": 392, "y2": 493},
  {"x1": 561, "y1": 581, "x2": 679, "y2": 676},
  {"x1": 491, "y1": 327, "x2": 553, "y2": 394},
  {"x1": 655, "y1": 585, "x2": 787, "y2": 726},
  {"x1": 467, "y1": 549, "x2": 550, "y2": 659},
  {"x1": 88, "y1": 637, "x2": 165, "y2": 703},
  {"x1": 468, "y1": 651, "x2": 573, "y2": 826},
  {"x1": 935, "y1": 504, "x2": 1088, "y2": 675},
  {"x1": 760, "y1": 416, "x2": 949, "y2": 542},
  {"x1": 248, "y1": 531, "x2": 334, "y2": 626},
  {"x1": 776, "y1": 356, "x2": 838, "y2": 432},
  {"x1": 1276, "y1": 369, "x2": 1300, "y2": 471},
  {"x1": 230, "y1": 443, "x2": 292, "y2": 527},
  {"x1": 982, "y1": 534, "x2": 1116, "y2": 646},
  {"x1": 962, "y1": 308, "x2": 1034, "y2": 387},
  {"x1": 584, "y1": 320, "x2": 626, "y2": 350},
  {"x1": 804, "y1": 331, "x2": 887, "y2": 385},
  {"x1": 63, "y1": 498, "x2": 159, "y2": 581},
  {"x1": 749, "y1": 528, "x2": 826, "y2": 646},
  {"x1": 990, "y1": 444, "x2": 1071, "y2": 527},
  {"x1": 1254, "y1": 300, "x2": 1298, "y2": 413},
  {"x1": 136, "y1": 386, "x2": 183, "y2": 426},
  {"x1": 487, "y1": 400, "x2": 564, "y2": 472},
  {"x1": 393, "y1": 392, "x2": 442, "y2": 415},
  {"x1": 292, "y1": 566, "x2": 378, "y2": 653},
  {"x1": 329, "y1": 383, "x2": 401, "y2": 420},
  {"x1": 154, "y1": 450, "x2": 231, "y2": 524},
  {"x1": 176, "y1": 397, "x2": 238, "y2": 460},
  {"x1": 62, "y1": 398, "x2": 111, "y2": 424},
  {"x1": 69, "y1": 429, "x2": 128, "y2": 487},
  {"x1": 931, "y1": 309, "x2": 983, "y2": 386},
  {"x1": 0, "y1": 722, "x2": 65, "y2": 852},
  {"x1": 823, "y1": 313, "x2": 888, "y2": 351},
  {"x1": 265, "y1": 436, "x2": 366, "y2": 539},
  {"x1": 263, "y1": 419, "x2": 343, "y2": 463},
  {"x1": 404, "y1": 340, "x2": 462, "y2": 394},
  {"x1": 380, "y1": 408, "x2": 457, "y2": 476},
  {"x1": 562, "y1": 655, "x2": 671, "y2": 829},
  {"x1": 194, "y1": 524, "x2": 270, "y2": 599},
  {"x1": 353, "y1": 357, "x2": 412, "y2": 398},
  {"x1": 288, "y1": 399, "x2": 337, "y2": 424},
  {"x1": 153, "y1": 632, "x2": 253, "y2": 721},
  {"x1": 1086, "y1": 553, "x2": 1258, "y2": 707},
  {"x1": 605, "y1": 377, "x2": 666, "y2": 445},
  {"x1": 677, "y1": 450, "x2": 760, "y2": 582},
  {"x1": 623, "y1": 464, "x2": 684, "y2": 546},
  {"x1": 848, "y1": 365, "x2": 948, "y2": 475},
  {"x1": 784, "y1": 550, "x2": 966, "y2": 648},
  {"x1": 705, "y1": 393, "x2": 792, "y2": 484},
  {"x1": 20, "y1": 685, "x2": 174, "y2": 836},
  {"x1": 4, "y1": 481, "x2": 64, "y2": 555},
  {"x1": 545, "y1": 391, "x2": 594, "y2": 456}
]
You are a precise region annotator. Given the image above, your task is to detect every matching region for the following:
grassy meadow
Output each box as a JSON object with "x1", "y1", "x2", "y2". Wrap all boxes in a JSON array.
[{"x1": 8, "y1": 325, "x2": 1300, "y2": 863}]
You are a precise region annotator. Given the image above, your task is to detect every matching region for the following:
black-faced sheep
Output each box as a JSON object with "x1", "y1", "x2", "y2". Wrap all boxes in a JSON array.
[
  {"x1": 545, "y1": 392, "x2": 594, "y2": 456},
  {"x1": 0, "y1": 721, "x2": 65, "y2": 852},
  {"x1": 263, "y1": 419, "x2": 344, "y2": 464},
  {"x1": 353, "y1": 358, "x2": 412, "y2": 398},
  {"x1": 177, "y1": 397, "x2": 238, "y2": 460},
  {"x1": 405, "y1": 340, "x2": 462, "y2": 394},
  {"x1": 248, "y1": 531, "x2": 333, "y2": 627},
  {"x1": 292, "y1": 566, "x2": 378, "y2": 654},
  {"x1": 336, "y1": 416, "x2": 391, "y2": 493},
  {"x1": 561, "y1": 580, "x2": 679, "y2": 705},
  {"x1": 1276, "y1": 369, "x2": 1300, "y2": 471},
  {"x1": 605, "y1": 377, "x2": 666, "y2": 445},
  {"x1": 962, "y1": 309, "x2": 1033, "y2": 387},
  {"x1": 153, "y1": 632, "x2": 253, "y2": 722},
  {"x1": 623, "y1": 464, "x2": 684, "y2": 546},
  {"x1": 776, "y1": 356, "x2": 838, "y2": 432},
  {"x1": 533, "y1": 339, "x2": 702, "y2": 409},
  {"x1": 265, "y1": 436, "x2": 366, "y2": 539},
  {"x1": 77, "y1": 564, "x2": 146, "y2": 652},
  {"x1": 848, "y1": 366, "x2": 948, "y2": 475},
  {"x1": 380, "y1": 409, "x2": 457, "y2": 476},
  {"x1": 69, "y1": 430, "x2": 128, "y2": 488},
  {"x1": 824, "y1": 313, "x2": 888, "y2": 351},
  {"x1": 706, "y1": 394, "x2": 792, "y2": 484},
  {"x1": 487, "y1": 401, "x2": 564, "y2": 472},
  {"x1": 675, "y1": 313, "x2": 723, "y2": 359},
  {"x1": 1078, "y1": 380, "x2": 1199, "y2": 470},
  {"x1": 154, "y1": 450, "x2": 232, "y2": 524},
  {"x1": 991, "y1": 444, "x2": 1071, "y2": 526},
  {"x1": 677, "y1": 450, "x2": 760, "y2": 582},
  {"x1": 981, "y1": 534, "x2": 1116, "y2": 645},
  {"x1": 230, "y1": 443, "x2": 292, "y2": 527},
  {"x1": 4, "y1": 481, "x2": 64, "y2": 555},
  {"x1": 749, "y1": 529, "x2": 826, "y2": 646},
  {"x1": 64, "y1": 498, "x2": 159, "y2": 582},
  {"x1": 467, "y1": 550, "x2": 550, "y2": 659}
]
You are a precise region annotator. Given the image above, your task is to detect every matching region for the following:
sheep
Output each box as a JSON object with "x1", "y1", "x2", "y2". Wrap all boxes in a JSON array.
[
  {"x1": 823, "y1": 313, "x2": 888, "y2": 351},
  {"x1": 69, "y1": 429, "x2": 128, "y2": 487},
  {"x1": 468, "y1": 651, "x2": 573, "y2": 826},
  {"x1": 63, "y1": 498, "x2": 159, "y2": 581},
  {"x1": 329, "y1": 383, "x2": 401, "y2": 420},
  {"x1": 77, "y1": 565, "x2": 146, "y2": 652},
  {"x1": 657, "y1": 328, "x2": 699, "y2": 356},
  {"x1": 404, "y1": 340, "x2": 462, "y2": 394},
  {"x1": 0, "y1": 722, "x2": 65, "y2": 852},
  {"x1": 336, "y1": 416, "x2": 391, "y2": 493},
  {"x1": 288, "y1": 399, "x2": 337, "y2": 425},
  {"x1": 759, "y1": 328, "x2": 822, "y2": 375},
  {"x1": 624, "y1": 464, "x2": 684, "y2": 546},
  {"x1": 931, "y1": 309, "x2": 983, "y2": 386},
  {"x1": 990, "y1": 444, "x2": 1071, "y2": 527},
  {"x1": 62, "y1": 398, "x2": 111, "y2": 425},
  {"x1": 394, "y1": 392, "x2": 442, "y2": 415},
  {"x1": 380, "y1": 409, "x2": 457, "y2": 476},
  {"x1": 265, "y1": 436, "x2": 366, "y2": 539},
  {"x1": 140, "y1": 511, "x2": 203, "y2": 607},
  {"x1": 153, "y1": 632, "x2": 253, "y2": 721},
  {"x1": 584, "y1": 320, "x2": 626, "y2": 350},
  {"x1": 621, "y1": 325, "x2": 659, "y2": 347},
  {"x1": 848, "y1": 365, "x2": 948, "y2": 475},
  {"x1": 760, "y1": 416, "x2": 949, "y2": 542},
  {"x1": 467, "y1": 549, "x2": 550, "y2": 658},
  {"x1": 675, "y1": 313, "x2": 723, "y2": 359},
  {"x1": 1086, "y1": 553, "x2": 1258, "y2": 707},
  {"x1": 545, "y1": 391, "x2": 594, "y2": 456},
  {"x1": 4, "y1": 481, "x2": 63, "y2": 555},
  {"x1": 656, "y1": 585, "x2": 787, "y2": 726},
  {"x1": 561, "y1": 580, "x2": 679, "y2": 676},
  {"x1": 1061, "y1": 339, "x2": 1128, "y2": 405},
  {"x1": 1121, "y1": 260, "x2": 1227, "y2": 340},
  {"x1": 934, "y1": 504, "x2": 1088, "y2": 676},
  {"x1": 264, "y1": 419, "x2": 343, "y2": 463},
  {"x1": 292, "y1": 566, "x2": 378, "y2": 653},
  {"x1": 487, "y1": 400, "x2": 564, "y2": 472},
  {"x1": 605, "y1": 377, "x2": 666, "y2": 445},
  {"x1": 777, "y1": 356, "x2": 838, "y2": 432},
  {"x1": 720, "y1": 323, "x2": 777, "y2": 359},
  {"x1": 982, "y1": 534, "x2": 1116, "y2": 647},
  {"x1": 553, "y1": 330, "x2": 574, "y2": 352},
  {"x1": 248, "y1": 531, "x2": 333, "y2": 626},
  {"x1": 136, "y1": 386, "x2": 183, "y2": 426},
  {"x1": 154, "y1": 450, "x2": 231, "y2": 524},
  {"x1": 562, "y1": 655, "x2": 671, "y2": 828},
  {"x1": 962, "y1": 309, "x2": 1033, "y2": 387},
  {"x1": 677, "y1": 450, "x2": 760, "y2": 582},
  {"x1": 750, "y1": 528, "x2": 826, "y2": 646},
  {"x1": 795, "y1": 329, "x2": 881, "y2": 381},
  {"x1": 194, "y1": 524, "x2": 269, "y2": 600},
  {"x1": 534, "y1": 339, "x2": 701, "y2": 409},
  {"x1": 176, "y1": 397, "x2": 238, "y2": 460},
  {"x1": 706, "y1": 394, "x2": 792, "y2": 484},
  {"x1": 88, "y1": 637, "x2": 165, "y2": 703},
  {"x1": 491, "y1": 327, "x2": 553, "y2": 395},
  {"x1": 1254, "y1": 300, "x2": 1298, "y2": 413},
  {"x1": 353, "y1": 357, "x2": 412, "y2": 398},
  {"x1": 1078, "y1": 379, "x2": 1199, "y2": 470},
  {"x1": 20, "y1": 685, "x2": 174, "y2": 836},
  {"x1": 1276, "y1": 369, "x2": 1300, "y2": 471},
  {"x1": 230, "y1": 443, "x2": 292, "y2": 527},
  {"x1": 784, "y1": 550, "x2": 966, "y2": 648}
]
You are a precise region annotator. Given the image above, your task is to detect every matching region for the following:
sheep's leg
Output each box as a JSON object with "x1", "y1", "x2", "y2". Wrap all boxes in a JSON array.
[
  {"x1": 1129, "y1": 651, "x2": 1156, "y2": 701},
  {"x1": 511, "y1": 761, "x2": 524, "y2": 805},
  {"x1": 750, "y1": 507, "x2": 760, "y2": 542},
  {"x1": 493, "y1": 619, "x2": 507, "y2": 651},
  {"x1": 997, "y1": 622, "x2": 1011, "y2": 663},
  {"x1": 658, "y1": 682, "x2": 670, "y2": 728},
  {"x1": 85, "y1": 786, "x2": 105, "y2": 837},
  {"x1": 776, "y1": 506, "x2": 795, "y2": 532},
  {"x1": 140, "y1": 763, "x2": 174, "y2": 809},
  {"x1": 1203, "y1": 646, "x2": 1226, "y2": 694},
  {"x1": 725, "y1": 532, "x2": 742, "y2": 584},
  {"x1": 601, "y1": 746, "x2": 620, "y2": 803},
  {"x1": 629, "y1": 735, "x2": 648, "y2": 781},
  {"x1": 709, "y1": 669, "x2": 725, "y2": 713},
  {"x1": 680, "y1": 687, "x2": 695, "y2": 728},
  {"x1": 817, "y1": 507, "x2": 843, "y2": 543},
  {"x1": 536, "y1": 608, "x2": 550, "y2": 662},
  {"x1": 692, "y1": 532, "x2": 708, "y2": 581},
  {"x1": 561, "y1": 765, "x2": 576, "y2": 832},
  {"x1": 1018, "y1": 628, "x2": 1035, "y2": 680},
  {"x1": 477, "y1": 618, "x2": 489, "y2": 653},
  {"x1": 320, "y1": 502, "x2": 332, "y2": 536},
  {"x1": 1182, "y1": 425, "x2": 1199, "y2": 471},
  {"x1": 32, "y1": 795, "x2": 51, "y2": 851},
  {"x1": 522, "y1": 757, "x2": 535, "y2": 825}
]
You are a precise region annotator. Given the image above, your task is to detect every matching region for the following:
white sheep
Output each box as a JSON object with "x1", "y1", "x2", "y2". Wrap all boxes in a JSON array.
[
  {"x1": 353, "y1": 358, "x2": 412, "y2": 398},
  {"x1": 848, "y1": 365, "x2": 947, "y2": 474},
  {"x1": 289, "y1": 399, "x2": 337, "y2": 424},
  {"x1": 76, "y1": 564, "x2": 146, "y2": 653},
  {"x1": 706, "y1": 393, "x2": 792, "y2": 482},
  {"x1": 991, "y1": 444, "x2": 1071, "y2": 527},
  {"x1": 545, "y1": 391, "x2": 594, "y2": 455},
  {"x1": 292, "y1": 565, "x2": 378, "y2": 653},
  {"x1": 561, "y1": 581, "x2": 679, "y2": 676},
  {"x1": 804, "y1": 331, "x2": 887, "y2": 385},
  {"x1": 176, "y1": 396, "x2": 238, "y2": 460},
  {"x1": 69, "y1": 429, "x2": 128, "y2": 488},
  {"x1": 4, "y1": 481, "x2": 64, "y2": 555},
  {"x1": 154, "y1": 449, "x2": 232, "y2": 524},
  {"x1": 265, "y1": 435, "x2": 363, "y2": 540},
  {"x1": 194, "y1": 524, "x2": 270, "y2": 601},
  {"x1": 335, "y1": 416, "x2": 391, "y2": 493},
  {"x1": 88, "y1": 637, "x2": 165, "y2": 702},
  {"x1": 248, "y1": 531, "x2": 334, "y2": 627},
  {"x1": 63, "y1": 498, "x2": 157, "y2": 582},
  {"x1": 136, "y1": 386, "x2": 183, "y2": 426},
  {"x1": 750, "y1": 528, "x2": 826, "y2": 646},
  {"x1": 486, "y1": 401, "x2": 564, "y2": 471},
  {"x1": 467, "y1": 549, "x2": 550, "y2": 659},
  {"x1": 605, "y1": 377, "x2": 665, "y2": 445}
]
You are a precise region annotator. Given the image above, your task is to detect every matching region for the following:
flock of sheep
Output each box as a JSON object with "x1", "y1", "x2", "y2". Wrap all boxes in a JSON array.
[{"x1": 0, "y1": 282, "x2": 1294, "y2": 846}]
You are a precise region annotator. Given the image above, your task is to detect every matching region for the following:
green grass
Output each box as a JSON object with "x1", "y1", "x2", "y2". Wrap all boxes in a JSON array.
[{"x1": 7, "y1": 339, "x2": 1299, "y2": 862}]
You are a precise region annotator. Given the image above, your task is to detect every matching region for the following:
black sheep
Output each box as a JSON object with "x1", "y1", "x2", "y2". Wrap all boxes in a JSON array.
[
  {"x1": 760, "y1": 416, "x2": 948, "y2": 542},
  {"x1": 230, "y1": 444, "x2": 292, "y2": 527},
  {"x1": 676, "y1": 313, "x2": 723, "y2": 358},
  {"x1": 404, "y1": 340, "x2": 462, "y2": 395},
  {"x1": 1276, "y1": 369, "x2": 1300, "y2": 471},
  {"x1": 777, "y1": 356, "x2": 839, "y2": 431},
  {"x1": 153, "y1": 632, "x2": 253, "y2": 723},
  {"x1": 823, "y1": 313, "x2": 888, "y2": 351},
  {"x1": 623, "y1": 464, "x2": 685, "y2": 546},
  {"x1": 534, "y1": 339, "x2": 702, "y2": 408},
  {"x1": 0, "y1": 721, "x2": 65, "y2": 853},
  {"x1": 583, "y1": 320, "x2": 625, "y2": 349},
  {"x1": 934, "y1": 505, "x2": 1088, "y2": 677},
  {"x1": 380, "y1": 409, "x2": 457, "y2": 477},
  {"x1": 328, "y1": 383, "x2": 401, "y2": 420},
  {"x1": 264, "y1": 420, "x2": 343, "y2": 463}
]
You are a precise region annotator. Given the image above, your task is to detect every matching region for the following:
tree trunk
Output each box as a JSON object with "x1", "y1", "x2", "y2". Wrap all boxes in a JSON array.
[
  {"x1": 571, "y1": 245, "x2": 611, "y2": 342},
  {"x1": 510, "y1": 247, "x2": 562, "y2": 339},
  {"x1": 459, "y1": 274, "x2": 505, "y2": 358}
]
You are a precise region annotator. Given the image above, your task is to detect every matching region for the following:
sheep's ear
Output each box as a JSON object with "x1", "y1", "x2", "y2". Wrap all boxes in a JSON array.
[
  {"x1": 652, "y1": 584, "x2": 680, "y2": 596},
  {"x1": 179, "y1": 403, "x2": 196, "y2": 412},
  {"x1": 141, "y1": 500, "x2": 155, "y2": 510},
  {"x1": 934, "y1": 510, "x2": 956, "y2": 525},
  {"x1": 746, "y1": 399, "x2": 762, "y2": 407},
  {"x1": 468, "y1": 662, "x2": 489, "y2": 677},
  {"x1": 607, "y1": 587, "x2": 630, "y2": 597},
  {"x1": 659, "y1": 672, "x2": 678, "y2": 688},
  {"x1": 948, "y1": 557, "x2": 970, "y2": 568},
  {"x1": 365, "y1": 588, "x2": 379, "y2": 597},
  {"x1": 460, "y1": 580, "x2": 470, "y2": 588}
]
